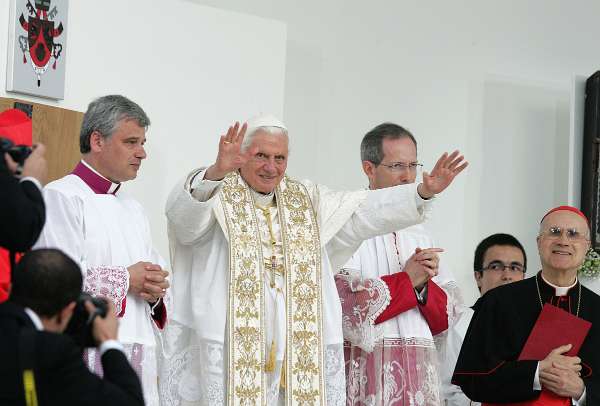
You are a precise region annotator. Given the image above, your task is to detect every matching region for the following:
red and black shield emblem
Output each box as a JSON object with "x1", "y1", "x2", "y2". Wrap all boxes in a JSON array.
[{"x1": 27, "y1": 17, "x2": 54, "y2": 67}]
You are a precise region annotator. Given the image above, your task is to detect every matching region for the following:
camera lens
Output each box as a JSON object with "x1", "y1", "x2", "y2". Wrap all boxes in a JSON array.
[{"x1": 8, "y1": 146, "x2": 32, "y2": 166}]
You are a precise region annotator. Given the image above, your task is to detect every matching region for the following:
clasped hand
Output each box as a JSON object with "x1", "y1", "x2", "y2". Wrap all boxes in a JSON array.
[
  {"x1": 127, "y1": 261, "x2": 170, "y2": 303},
  {"x1": 539, "y1": 344, "x2": 585, "y2": 399},
  {"x1": 404, "y1": 247, "x2": 443, "y2": 290}
]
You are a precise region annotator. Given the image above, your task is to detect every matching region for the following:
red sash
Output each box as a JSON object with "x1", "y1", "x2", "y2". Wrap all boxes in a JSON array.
[
  {"x1": 0, "y1": 248, "x2": 11, "y2": 303},
  {"x1": 0, "y1": 249, "x2": 23, "y2": 303},
  {"x1": 484, "y1": 389, "x2": 571, "y2": 406}
]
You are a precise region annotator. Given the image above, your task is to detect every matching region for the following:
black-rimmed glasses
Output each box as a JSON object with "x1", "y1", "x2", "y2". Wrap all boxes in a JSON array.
[{"x1": 480, "y1": 260, "x2": 525, "y2": 273}]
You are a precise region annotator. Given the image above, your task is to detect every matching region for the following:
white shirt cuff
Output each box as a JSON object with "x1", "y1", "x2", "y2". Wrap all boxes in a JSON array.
[
  {"x1": 533, "y1": 362, "x2": 541, "y2": 390},
  {"x1": 574, "y1": 388, "x2": 586, "y2": 405},
  {"x1": 186, "y1": 168, "x2": 221, "y2": 200},
  {"x1": 20, "y1": 176, "x2": 42, "y2": 191},
  {"x1": 99, "y1": 339, "x2": 125, "y2": 356},
  {"x1": 534, "y1": 362, "x2": 585, "y2": 404}
]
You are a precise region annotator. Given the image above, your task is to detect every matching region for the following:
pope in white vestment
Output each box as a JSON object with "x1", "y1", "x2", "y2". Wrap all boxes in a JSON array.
[
  {"x1": 34, "y1": 96, "x2": 170, "y2": 406},
  {"x1": 160, "y1": 116, "x2": 467, "y2": 406}
]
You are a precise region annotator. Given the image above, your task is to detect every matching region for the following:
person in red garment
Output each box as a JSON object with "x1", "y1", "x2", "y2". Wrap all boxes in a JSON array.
[
  {"x1": 336, "y1": 123, "x2": 464, "y2": 405},
  {"x1": 452, "y1": 206, "x2": 599, "y2": 405},
  {"x1": 0, "y1": 108, "x2": 47, "y2": 302}
]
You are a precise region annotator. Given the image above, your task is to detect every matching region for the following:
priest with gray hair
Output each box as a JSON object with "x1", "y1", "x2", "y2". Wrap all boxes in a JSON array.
[{"x1": 160, "y1": 115, "x2": 467, "y2": 406}]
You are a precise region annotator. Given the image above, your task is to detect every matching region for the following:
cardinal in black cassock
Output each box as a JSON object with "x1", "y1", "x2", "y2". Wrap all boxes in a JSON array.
[{"x1": 452, "y1": 206, "x2": 599, "y2": 405}]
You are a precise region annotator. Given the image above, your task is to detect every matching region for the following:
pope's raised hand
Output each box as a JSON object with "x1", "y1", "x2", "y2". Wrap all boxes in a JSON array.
[
  {"x1": 205, "y1": 122, "x2": 258, "y2": 181},
  {"x1": 417, "y1": 150, "x2": 468, "y2": 199}
]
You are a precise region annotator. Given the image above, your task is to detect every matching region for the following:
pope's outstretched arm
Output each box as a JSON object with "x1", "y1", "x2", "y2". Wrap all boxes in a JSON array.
[{"x1": 327, "y1": 151, "x2": 467, "y2": 267}]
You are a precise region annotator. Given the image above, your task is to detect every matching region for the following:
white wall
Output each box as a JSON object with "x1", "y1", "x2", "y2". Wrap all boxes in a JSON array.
[
  {"x1": 189, "y1": 0, "x2": 600, "y2": 304},
  {"x1": 5, "y1": 0, "x2": 600, "y2": 305},
  {"x1": 1, "y1": 0, "x2": 287, "y2": 261}
]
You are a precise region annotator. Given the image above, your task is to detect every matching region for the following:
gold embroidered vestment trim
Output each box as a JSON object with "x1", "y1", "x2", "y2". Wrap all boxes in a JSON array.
[{"x1": 220, "y1": 173, "x2": 324, "y2": 406}]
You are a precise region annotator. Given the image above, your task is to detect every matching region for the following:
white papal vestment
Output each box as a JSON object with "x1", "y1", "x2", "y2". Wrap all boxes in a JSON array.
[{"x1": 160, "y1": 168, "x2": 432, "y2": 406}]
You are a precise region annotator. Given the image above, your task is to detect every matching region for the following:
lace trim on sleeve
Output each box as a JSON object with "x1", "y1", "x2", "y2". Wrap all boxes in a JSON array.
[
  {"x1": 335, "y1": 270, "x2": 391, "y2": 352},
  {"x1": 434, "y1": 279, "x2": 464, "y2": 361},
  {"x1": 443, "y1": 280, "x2": 464, "y2": 328},
  {"x1": 83, "y1": 265, "x2": 129, "y2": 316}
]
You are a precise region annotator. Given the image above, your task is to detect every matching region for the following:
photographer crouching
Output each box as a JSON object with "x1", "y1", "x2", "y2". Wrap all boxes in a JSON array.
[
  {"x1": 0, "y1": 249, "x2": 144, "y2": 406},
  {"x1": 0, "y1": 108, "x2": 47, "y2": 302}
]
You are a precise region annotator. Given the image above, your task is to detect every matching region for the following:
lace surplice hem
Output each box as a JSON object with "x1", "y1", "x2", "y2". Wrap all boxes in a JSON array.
[
  {"x1": 345, "y1": 338, "x2": 442, "y2": 406},
  {"x1": 158, "y1": 320, "x2": 347, "y2": 406},
  {"x1": 84, "y1": 342, "x2": 160, "y2": 406},
  {"x1": 335, "y1": 270, "x2": 391, "y2": 352},
  {"x1": 83, "y1": 265, "x2": 129, "y2": 315}
]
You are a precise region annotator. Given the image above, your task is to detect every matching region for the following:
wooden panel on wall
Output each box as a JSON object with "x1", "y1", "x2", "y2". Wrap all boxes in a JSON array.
[{"x1": 0, "y1": 97, "x2": 82, "y2": 183}]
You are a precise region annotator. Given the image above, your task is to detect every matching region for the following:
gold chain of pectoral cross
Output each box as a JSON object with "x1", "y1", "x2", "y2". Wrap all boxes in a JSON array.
[
  {"x1": 256, "y1": 204, "x2": 281, "y2": 289},
  {"x1": 256, "y1": 203, "x2": 286, "y2": 382}
]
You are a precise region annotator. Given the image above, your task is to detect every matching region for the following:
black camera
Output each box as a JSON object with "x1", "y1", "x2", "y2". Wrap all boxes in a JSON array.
[
  {"x1": 64, "y1": 293, "x2": 109, "y2": 348},
  {"x1": 0, "y1": 137, "x2": 32, "y2": 167}
]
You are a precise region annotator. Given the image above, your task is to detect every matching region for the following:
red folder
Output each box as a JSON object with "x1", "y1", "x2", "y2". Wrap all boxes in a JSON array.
[{"x1": 518, "y1": 303, "x2": 591, "y2": 360}]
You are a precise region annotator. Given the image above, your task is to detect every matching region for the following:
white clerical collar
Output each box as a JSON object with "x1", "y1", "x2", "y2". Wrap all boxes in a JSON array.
[
  {"x1": 541, "y1": 273, "x2": 578, "y2": 296},
  {"x1": 80, "y1": 159, "x2": 121, "y2": 194},
  {"x1": 251, "y1": 188, "x2": 275, "y2": 208},
  {"x1": 24, "y1": 307, "x2": 43, "y2": 331}
]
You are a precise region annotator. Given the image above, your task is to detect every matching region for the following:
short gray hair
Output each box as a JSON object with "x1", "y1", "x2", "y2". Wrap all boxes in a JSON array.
[
  {"x1": 80, "y1": 95, "x2": 150, "y2": 153},
  {"x1": 241, "y1": 126, "x2": 288, "y2": 152},
  {"x1": 360, "y1": 122, "x2": 417, "y2": 165}
]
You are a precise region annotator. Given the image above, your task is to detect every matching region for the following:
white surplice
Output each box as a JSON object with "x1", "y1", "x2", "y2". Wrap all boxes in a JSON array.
[
  {"x1": 33, "y1": 172, "x2": 168, "y2": 406},
  {"x1": 159, "y1": 168, "x2": 433, "y2": 406},
  {"x1": 439, "y1": 306, "x2": 477, "y2": 406},
  {"x1": 340, "y1": 225, "x2": 463, "y2": 406}
]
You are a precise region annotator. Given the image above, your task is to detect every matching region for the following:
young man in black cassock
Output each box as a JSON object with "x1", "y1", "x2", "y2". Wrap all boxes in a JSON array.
[{"x1": 452, "y1": 206, "x2": 599, "y2": 405}]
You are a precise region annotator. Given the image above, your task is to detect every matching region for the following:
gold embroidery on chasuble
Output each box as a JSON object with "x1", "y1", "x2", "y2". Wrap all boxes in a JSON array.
[
  {"x1": 278, "y1": 176, "x2": 325, "y2": 406},
  {"x1": 221, "y1": 173, "x2": 266, "y2": 405},
  {"x1": 220, "y1": 173, "x2": 325, "y2": 406}
]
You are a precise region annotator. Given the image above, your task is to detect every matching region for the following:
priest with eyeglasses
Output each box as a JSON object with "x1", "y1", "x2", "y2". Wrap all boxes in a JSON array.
[{"x1": 452, "y1": 206, "x2": 600, "y2": 405}]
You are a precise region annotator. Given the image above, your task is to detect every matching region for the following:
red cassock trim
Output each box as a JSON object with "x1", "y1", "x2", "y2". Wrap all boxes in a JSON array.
[
  {"x1": 581, "y1": 362, "x2": 592, "y2": 379},
  {"x1": 152, "y1": 300, "x2": 167, "y2": 330},
  {"x1": 375, "y1": 272, "x2": 417, "y2": 324},
  {"x1": 118, "y1": 297, "x2": 127, "y2": 318},
  {"x1": 417, "y1": 280, "x2": 448, "y2": 336},
  {"x1": 452, "y1": 361, "x2": 507, "y2": 378}
]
